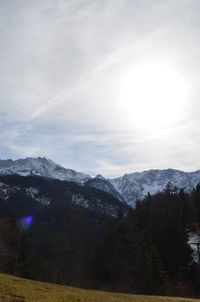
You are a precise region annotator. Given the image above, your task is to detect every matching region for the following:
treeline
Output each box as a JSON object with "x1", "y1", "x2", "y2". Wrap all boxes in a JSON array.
[
  {"x1": 0, "y1": 178, "x2": 200, "y2": 297},
  {"x1": 91, "y1": 184, "x2": 200, "y2": 297}
]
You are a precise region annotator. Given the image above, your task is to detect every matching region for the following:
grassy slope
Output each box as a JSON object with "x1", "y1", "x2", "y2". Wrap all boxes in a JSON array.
[{"x1": 0, "y1": 273, "x2": 198, "y2": 302}]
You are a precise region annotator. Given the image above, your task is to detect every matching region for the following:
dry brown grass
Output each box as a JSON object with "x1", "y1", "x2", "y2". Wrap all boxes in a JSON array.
[{"x1": 0, "y1": 272, "x2": 199, "y2": 302}]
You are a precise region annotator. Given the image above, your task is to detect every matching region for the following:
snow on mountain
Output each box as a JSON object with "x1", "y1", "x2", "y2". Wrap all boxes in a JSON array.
[
  {"x1": 71, "y1": 193, "x2": 120, "y2": 216},
  {"x1": 25, "y1": 187, "x2": 51, "y2": 206},
  {"x1": 0, "y1": 182, "x2": 17, "y2": 200},
  {"x1": 1, "y1": 158, "x2": 200, "y2": 208},
  {"x1": 85, "y1": 175, "x2": 125, "y2": 203},
  {"x1": 95, "y1": 174, "x2": 106, "y2": 180},
  {"x1": 0, "y1": 157, "x2": 90, "y2": 183},
  {"x1": 188, "y1": 231, "x2": 200, "y2": 263},
  {"x1": 109, "y1": 169, "x2": 200, "y2": 206},
  {"x1": 0, "y1": 174, "x2": 129, "y2": 217},
  {"x1": 0, "y1": 180, "x2": 50, "y2": 206}
]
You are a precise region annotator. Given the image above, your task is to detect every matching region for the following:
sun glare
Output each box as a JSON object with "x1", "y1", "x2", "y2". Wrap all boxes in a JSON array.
[{"x1": 118, "y1": 61, "x2": 188, "y2": 129}]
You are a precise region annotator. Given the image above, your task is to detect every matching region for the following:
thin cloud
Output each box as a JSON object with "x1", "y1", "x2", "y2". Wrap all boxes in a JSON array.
[{"x1": 0, "y1": 0, "x2": 200, "y2": 176}]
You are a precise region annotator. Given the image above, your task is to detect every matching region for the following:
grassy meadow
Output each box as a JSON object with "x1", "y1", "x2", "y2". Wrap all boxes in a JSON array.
[{"x1": 0, "y1": 272, "x2": 199, "y2": 302}]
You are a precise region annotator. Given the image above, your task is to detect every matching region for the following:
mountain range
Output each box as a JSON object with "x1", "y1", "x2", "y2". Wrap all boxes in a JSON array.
[
  {"x1": 0, "y1": 158, "x2": 200, "y2": 295},
  {"x1": 0, "y1": 157, "x2": 200, "y2": 206}
]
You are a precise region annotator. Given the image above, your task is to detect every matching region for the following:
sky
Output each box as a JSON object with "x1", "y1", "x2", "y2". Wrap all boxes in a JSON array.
[{"x1": 0, "y1": 0, "x2": 200, "y2": 177}]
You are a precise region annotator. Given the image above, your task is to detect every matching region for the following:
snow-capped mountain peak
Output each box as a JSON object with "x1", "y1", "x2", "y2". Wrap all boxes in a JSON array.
[
  {"x1": 109, "y1": 168, "x2": 200, "y2": 206},
  {"x1": 95, "y1": 174, "x2": 106, "y2": 180},
  {"x1": 0, "y1": 157, "x2": 91, "y2": 183},
  {"x1": 1, "y1": 157, "x2": 200, "y2": 207}
]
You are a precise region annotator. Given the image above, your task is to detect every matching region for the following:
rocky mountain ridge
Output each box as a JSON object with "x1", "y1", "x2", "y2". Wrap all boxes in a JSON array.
[
  {"x1": 0, "y1": 157, "x2": 90, "y2": 183},
  {"x1": 0, "y1": 157, "x2": 200, "y2": 206}
]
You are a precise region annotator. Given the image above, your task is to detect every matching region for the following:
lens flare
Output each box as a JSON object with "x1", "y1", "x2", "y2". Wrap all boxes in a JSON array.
[{"x1": 18, "y1": 215, "x2": 33, "y2": 231}]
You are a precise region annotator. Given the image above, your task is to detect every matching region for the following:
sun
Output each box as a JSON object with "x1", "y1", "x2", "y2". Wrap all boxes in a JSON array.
[{"x1": 118, "y1": 61, "x2": 188, "y2": 129}]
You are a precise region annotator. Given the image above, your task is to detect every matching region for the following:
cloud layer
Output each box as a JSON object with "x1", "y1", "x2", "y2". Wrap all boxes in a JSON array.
[{"x1": 0, "y1": 0, "x2": 200, "y2": 177}]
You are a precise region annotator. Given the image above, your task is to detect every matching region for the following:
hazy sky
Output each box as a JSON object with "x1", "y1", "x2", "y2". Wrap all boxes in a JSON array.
[{"x1": 0, "y1": 0, "x2": 200, "y2": 177}]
